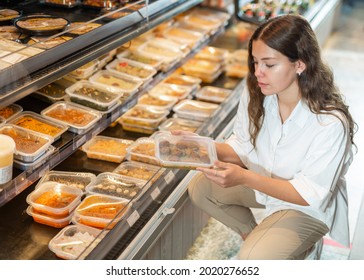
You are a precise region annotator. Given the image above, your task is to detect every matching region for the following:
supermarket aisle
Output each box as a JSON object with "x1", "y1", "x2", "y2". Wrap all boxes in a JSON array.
[{"x1": 186, "y1": 1, "x2": 364, "y2": 260}]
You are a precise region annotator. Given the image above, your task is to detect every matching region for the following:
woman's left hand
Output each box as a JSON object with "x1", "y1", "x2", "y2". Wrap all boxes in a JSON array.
[{"x1": 197, "y1": 160, "x2": 248, "y2": 188}]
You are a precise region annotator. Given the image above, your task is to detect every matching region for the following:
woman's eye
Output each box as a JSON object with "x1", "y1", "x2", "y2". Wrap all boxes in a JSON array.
[{"x1": 266, "y1": 64, "x2": 275, "y2": 68}]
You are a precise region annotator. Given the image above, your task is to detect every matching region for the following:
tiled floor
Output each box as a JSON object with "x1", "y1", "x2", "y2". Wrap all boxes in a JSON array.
[{"x1": 186, "y1": 1, "x2": 364, "y2": 260}]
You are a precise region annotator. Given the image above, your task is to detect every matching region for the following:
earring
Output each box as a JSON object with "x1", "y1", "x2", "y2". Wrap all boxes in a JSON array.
[{"x1": 297, "y1": 72, "x2": 301, "y2": 76}]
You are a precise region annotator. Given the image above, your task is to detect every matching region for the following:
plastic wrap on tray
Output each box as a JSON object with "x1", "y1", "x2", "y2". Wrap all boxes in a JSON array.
[
  {"x1": 173, "y1": 99, "x2": 220, "y2": 122},
  {"x1": 73, "y1": 194, "x2": 130, "y2": 229},
  {"x1": 82, "y1": 135, "x2": 134, "y2": 163},
  {"x1": 41, "y1": 101, "x2": 102, "y2": 134},
  {"x1": 86, "y1": 172, "x2": 147, "y2": 200},
  {"x1": 154, "y1": 132, "x2": 217, "y2": 169},
  {"x1": 36, "y1": 170, "x2": 96, "y2": 193}
]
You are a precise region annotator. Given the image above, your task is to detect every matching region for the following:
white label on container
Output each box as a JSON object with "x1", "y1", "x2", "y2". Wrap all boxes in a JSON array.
[
  {"x1": 150, "y1": 187, "x2": 161, "y2": 200},
  {"x1": 0, "y1": 165, "x2": 12, "y2": 184},
  {"x1": 127, "y1": 210, "x2": 140, "y2": 227},
  {"x1": 164, "y1": 171, "x2": 175, "y2": 185}
]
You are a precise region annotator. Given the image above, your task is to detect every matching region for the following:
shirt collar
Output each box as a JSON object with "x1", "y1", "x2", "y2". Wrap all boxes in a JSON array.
[{"x1": 265, "y1": 95, "x2": 311, "y2": 128}]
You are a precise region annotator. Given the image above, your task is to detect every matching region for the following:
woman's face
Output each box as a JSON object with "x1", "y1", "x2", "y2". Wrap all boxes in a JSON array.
[{"x1": 252, "y1": 39, "x2": 300, "y2": 97}]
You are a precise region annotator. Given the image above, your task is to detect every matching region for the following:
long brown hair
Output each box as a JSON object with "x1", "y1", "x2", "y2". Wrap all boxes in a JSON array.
[{"x1": 246, "y1": 14, "x2": 357, "y2": 148}]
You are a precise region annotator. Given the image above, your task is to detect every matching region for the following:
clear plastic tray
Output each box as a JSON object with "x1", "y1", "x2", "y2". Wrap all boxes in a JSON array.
[
  {"x1": 155, "y1": 132, "x2": 217, "y2": 169},
  {"x1": 120, "y1": 105, "x2": 169, "y2": 128},
  {"x1": 48, "y1": 224, "x2": 105, "y2": 260},
  {"x1": 195, "y1": 46, "x2": 229, "y2": 62},
  {"x1": 73, "y1": 194, "x2": 131, "y2": 230},
  {"x1": 137, "y1": 94, "x2": 178, "y2": 111},
  {"x1": 113, "y1": 161, "x2": 161, "y2": 182},
  {"x1": 9, "y1": 111, "x2": 68, "y2": 141},
  {"x1": 126, "y1": 137, "x2": 160, "y2": 166},
  {"x1": 86, "y1": 172, "x2": 147, "y2": 200},
  {"x1": 106, "y1": 58, "x2": 157, "y2": 82},
  {"x1": 195, "y1": 86, "x2": 232, "y2": 104},
  {"x1": 65, "y1": 80, "x2": 124, "y2": 111},
  {"x1": 148, "y1": 83, "x2": 193, "y2": 100},
  {"x1": 0, "y1": 103, "x2": 23, "y2": 121},
  {"x1": 41, "y1": 101, "x2": 102, "y2": 134},
  {"x1": 36, "y1": 170, "x2": 96, "y2": 193},
  {"x1": 173, "y1": 99, "x2": 220, "y2": 122},
  {"x1": 82, "y1": 135, "x2": 134, "y2": 163},
  {"x1": 26, "y1": 205, "x2": 73, "y2": 228},
  {"x1": 26, "y1": 181, "x2": 83, "y2": 217},
  {"x1": 0, "y1": 124, "x2": 54, "y2": 162},
  {"x1": 158, "y1": 117, "x2": 202, "y2": 133},
  {"x1": 89, "y1": 70, "x2": 142, "y2": 95},
  {"x1": 116, "y1": 50, "x2": 163, "y2": 70}
]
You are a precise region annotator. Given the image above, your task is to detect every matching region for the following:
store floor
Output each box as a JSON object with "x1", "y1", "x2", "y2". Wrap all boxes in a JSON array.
[{"x1": 185, "y1": 1, "x2": 364, "y2": 260}]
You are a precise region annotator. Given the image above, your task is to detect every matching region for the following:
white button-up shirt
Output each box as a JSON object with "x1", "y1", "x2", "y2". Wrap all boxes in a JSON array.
[{"x1": 226, "y1": 85, "x2": 353, "y2": 246}]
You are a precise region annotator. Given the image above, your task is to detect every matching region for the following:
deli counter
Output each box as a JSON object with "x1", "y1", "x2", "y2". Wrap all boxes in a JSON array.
[{"x1": 0, "y1": 0, "x2": 342, "y2": 260}]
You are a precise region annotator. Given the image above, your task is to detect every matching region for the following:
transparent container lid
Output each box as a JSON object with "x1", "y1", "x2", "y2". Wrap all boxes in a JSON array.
[
  {"x1": 120, "y1": 122, "x2": 158, "y2": 135},
  {"x1": 195, "y1": 86, "x2": 232, "y2": 104},
  {"x1": 136, "y1": 40, "x2": 183, "y2": 64},
  {"x1": 113, "y1": 161, "x2": 161, "y2": 182},
  {"x1": 36, "y1": 170, "x2": 97, "y2": 193},
  {"x1": 86, "y1": 172, "x2": 147, "y2": 200},
  {"x1": 0, "y1": 124, "x2": 54, "y2": 162},
  {"x1": 82, "y1": 135, "x2": 134, "y2": 163},
  {"x1": 26, "y1": 181, "x2": 83, "y2": 217},
  {"x1": 155, "y1": 132, "x2": 217, "y2": 169},
  {"x1": 41, "y1": 101, "x2": 102, "y2": 134}
]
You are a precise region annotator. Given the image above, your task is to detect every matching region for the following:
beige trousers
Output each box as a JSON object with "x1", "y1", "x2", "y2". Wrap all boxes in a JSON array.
[{"x1": 188, "y1": 173, "x2": 329, "y2": 260}]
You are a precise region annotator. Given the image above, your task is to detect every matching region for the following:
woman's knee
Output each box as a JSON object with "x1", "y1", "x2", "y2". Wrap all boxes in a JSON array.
[{"x1": 187, "y1": 172, "x2": 211, "y2": 206}]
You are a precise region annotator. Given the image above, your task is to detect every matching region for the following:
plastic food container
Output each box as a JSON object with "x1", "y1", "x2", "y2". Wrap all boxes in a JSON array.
[
  {"x1": 162, "y1": 26, "x2": 204, "y2": 47},
  {"x1": 40, "y1": 0, "x2": 80, "y2": 8},
  {"x1": 13, "y1": 146, "x2": 55, "y2": 171},
  {"x1": 194, "y1": 46, "x2": 229, "y2": 63},
  {"x1": 106, "y1": 58, "x2": 157, "y2": 83},
  {"x1": 225, "y1": 63, "x2": 248, "y2": 79},
  {"x1": 65, "y1": 80, "x2": 124, "y2": 111},
  {"x1": 67, "y1": 60, "x2": 99, "y2": 79},
  {"x1": 82, "y1": 135, "x2": 134, "y2": 163},
  {"x1": 26, "y1": 181, "x2": 83, "y2": 218},
  {"x1": 155, "y1": 132, "x2": 217, "y2": 169},
  {"x1": 48, "y1": 224, "x2": 105, "y2": 260},
  {"x1": 119, "y1": 122, "x2": 158, "y2": 135},
  {"x1": 163, "y1": 74, "x2": 201, "y2": 89},
  {"x1": 120, "y1": 105, "x2": 169, "y2": 129},
  {"x1": 74, "y1": 194, "x2": 130, "y2": 229},
  {"x1": 113, "y1": 161, "x2": 161, "y2": 182},
  {"x1": 136, "y1": 40, "x2": 183, "y2": 65},
  {"x1": 126, "y1": 137, "x2": 159, "y2": 166},
  {"x1": 0, "y1": 124, "x2": 54, "y2": 162},
  {"x1": 0, "y1": 104, "x2": 23, "y2": 121},
  {"x1": 158, "y1": 117, "x2": 202, "y2": 133},
  {"x1": 181, "y1": 58, "x2": 222, "y2": 83},
  {"x1": 195, "y1": 86, "x2": 232, "y2": 104},
  {"x1": 116, "y1": 50, "x2": 163, "y2": 70},
  {"x1": 36, "y1": 170, "x2": 96, "y2": 193},
  {"x1": 34, "y1": 81, "x2": 68, "y2": 103},
  {"x1": 137, "y1": 94, "x2": 178, "y2": 111},
  {"x1": 86, "y1": 172, "x2": 147, "y2": 200},
  {"x1": 81, "y1": 0, "x2": 118, "y2": 9},
  {"x1": 89, "y1": 70, "x2": 142, "y2": 95},
  {"x1": 148, "y1": 83, "x2": 192, "y2": 100},
  {"x1": 9, "y1": 111, "x2": 68, "y2": 141},
  {"x1": 173, "y1": 100, "x2": 220, "y2": 122},
  {"x1": 177, "y1": 14, "x2": 222, "y2": 33},
  {"x1": 26, "y1": 205, "x2": 73, "y2": 228},
  {"x1": 41, "y1": 101, "x2": 102, "y2": 134}
]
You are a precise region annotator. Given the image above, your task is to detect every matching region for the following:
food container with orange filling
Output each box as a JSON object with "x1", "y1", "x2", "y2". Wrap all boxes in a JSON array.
[
  {"x1": 26, "y1": 206, "x2": 73, "y2": 228},
  {"x1": 0, "y1": 103, "x2": 22, "y2": 121},
  {"x1": 73, "y1": 194, "x2": 130, "y2": 230},
  {"x1": 41, "y1": 101, "x2": 102, "y2": 134},
  {"x1": 26, "y1": 181, "x2": 83, "y2": 218}
]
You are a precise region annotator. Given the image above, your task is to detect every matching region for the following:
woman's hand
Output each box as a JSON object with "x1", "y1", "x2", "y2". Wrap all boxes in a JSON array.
[
  {"x1": 197, "y1": 160, "x2": 248, "y2": 188},
  {"x1": 170, "y1": 130, "x2": 198, "y2": 137}
]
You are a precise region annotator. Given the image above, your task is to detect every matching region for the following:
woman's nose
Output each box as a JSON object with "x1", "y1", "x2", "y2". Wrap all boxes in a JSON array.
[{"x1": 255, "y1": 65, "x2": 263, "y2": 77}]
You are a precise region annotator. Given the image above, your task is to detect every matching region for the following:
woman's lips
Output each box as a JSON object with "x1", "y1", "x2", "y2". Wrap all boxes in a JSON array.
[{"x1": 258, "y1": 82, "x2": 268, "y2": 88}]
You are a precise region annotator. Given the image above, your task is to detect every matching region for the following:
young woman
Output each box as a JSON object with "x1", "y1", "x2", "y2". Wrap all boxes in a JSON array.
[{"x1": 187, "y1": 14, "x2": 357, "y2": 259}]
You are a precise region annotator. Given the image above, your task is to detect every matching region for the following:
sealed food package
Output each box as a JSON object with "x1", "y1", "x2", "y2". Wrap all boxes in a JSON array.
[
  {"x1": 177, "y1": 13, "x2": 223, "y2": 34},
  {"x1": 0, "y1": 103, "x2": 22, "y2": 121},
  {"x1": 86, "y1": 172, "x2": 147, "y2": 200},
  {"x1": 195, "y1": 86, "x2": 232, "y2": 104},
  {"x1": 113, "y1": 161, "x2": 162, "y2": 182},
  {"x1": 26, "y1": 181, "x2": 83, "y2": 217},
  {"x1": 225, "y1": 63, "x2": 249, "y2": 79},
  {"x1": 67, "y1": 60, "x2": 99, "y2": 79},
  {"x1": 159, "y1": 117, "x2": 202, "y2": 133},
  {"x1": 120, "y1": 105, "x2": 169, "y2": 129},
  {"x1": 26, "y1": 205, "x2": 73, "y2": 228},
  {"x1": 137, "y1": 94, "x2": 178, "y2": 111},
  {"x1": 82, "y1": 135, "x2": 134, "y2": 163},
  {"x1": 0, "y1": 124, "x2": 54, "y2": 162},
  {"x1": 173, "y1": 99, "x2": 220, "y2": 122},
  {"x1": 73, "y1": 194, "x2": 130, "y2": 229},
  {"x1": 116, "y1": 50, "x2": 163, "y2": 70},
  {"x1": 148, "y1": 83, "x2": 192, "y2": 100},
  {"x1": 65, "y1": 80, "x2": 125, "y2": 111},
  {"x1": 13, "y1": 146, "x2": 55, "y2": 171},
  {"x1": 194, "y1": 46, "x2": 229, "y2": 63},
  {"x1": 36, "y1": 170, "x2": 96, "y2": 193},
  {"x1": 126, "y1": 137, "x2": 159, "y2": 166},
  {"x1": 48, "y1": 224, "x2": 106, "y2": 260},
  {"x1": 181, "y1": 58, "x2": 222, "y2": 83},
  {"x1": 162, "y1": 26, "x2": 204, "y2": 48},
  {"x1": 163, "y1": 74, "x2": 201, "y2": 90},
  {"x1": 41, "y1": 101, "x2": 102, "y2": 134},
  {"x1": 34, "y1": 80, "x2": 70, "y2": 103},
  {"x1": 10, "y1": 111, "x2": 68, "y2": 141},
  {"x1": 155, "y1": 132, "x2": 217, "y2": 169}
]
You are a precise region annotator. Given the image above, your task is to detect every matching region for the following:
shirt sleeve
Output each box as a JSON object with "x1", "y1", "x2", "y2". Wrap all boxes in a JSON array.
[
  {"x1": 289, "y1": 116, "x2": 349, "y2": 211},
  {"x1": 225, "y1": 84, "x2": 253, "y2": 166}
]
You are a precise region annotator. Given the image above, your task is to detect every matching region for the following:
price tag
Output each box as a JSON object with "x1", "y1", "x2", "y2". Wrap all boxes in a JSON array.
[
  {"x1": 164, "y1": 171, "x2": 175, "y2": 185},
  {"x1": 150, "y1": 187, "x2": 161, "y2": 200},
  {"x1": 127, "y1": 210, "x2": 140, "y2": 227}
]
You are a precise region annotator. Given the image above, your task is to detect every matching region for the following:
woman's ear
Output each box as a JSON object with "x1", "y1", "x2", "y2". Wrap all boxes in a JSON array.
[{"x1": 296, "y1": 60, "x2": 306, "y2": 75}]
